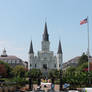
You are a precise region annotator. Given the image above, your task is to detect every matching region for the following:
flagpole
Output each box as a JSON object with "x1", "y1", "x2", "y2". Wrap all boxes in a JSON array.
[
  {"x1": 80, "y1": 17, "x2": 90, "y2": 84},
  {"x1": 87, "y1": 16, "x2": 90, "y2": 72},
  {"x1": 87, "y1": 16, "x2": 90, "y2": 84}
]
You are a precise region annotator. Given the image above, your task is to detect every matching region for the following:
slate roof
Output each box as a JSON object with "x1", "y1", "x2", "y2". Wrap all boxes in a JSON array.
[{"x1": 0, "y1": 55, "x2": 21, "y2": 60}]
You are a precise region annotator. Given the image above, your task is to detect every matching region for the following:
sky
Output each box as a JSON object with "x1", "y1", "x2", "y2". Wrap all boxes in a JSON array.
[{"x1": 0, "y1": 0, "x2": 92, "y2": 63}]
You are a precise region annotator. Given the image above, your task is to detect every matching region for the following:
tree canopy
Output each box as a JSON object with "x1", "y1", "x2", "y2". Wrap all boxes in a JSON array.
[
  {"x1": 0, "y1": 60, "x2": 12, "y2": 77},
  {"x1": 27, "y1": 69, "x2": 42, "y2": 79},
  {"x1": 63, "y1": 53, "x2": 90, "y2": 87},
  {"x1": 12, "y1": 65, "x2": 27, "y2": 77},
  {"x1": 78, "y1": 53, "x2": 88, "y2": 65}
]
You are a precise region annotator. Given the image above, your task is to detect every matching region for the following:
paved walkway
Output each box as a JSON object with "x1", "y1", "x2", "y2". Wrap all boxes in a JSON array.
[
  {"x1": 33, "y1": 84, "x2": 60, "y2": 91},
  {"x1": 20, "y1": 85, "x2": 81, "y2": 92},
  {"x1": 20, "y1": 84, "x2": 60, "y2": 92}
]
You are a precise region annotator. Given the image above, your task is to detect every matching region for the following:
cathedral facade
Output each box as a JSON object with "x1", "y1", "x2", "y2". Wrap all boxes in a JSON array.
[{"x1": 29, "y1": 23, "x2": 63, "y2": 71}]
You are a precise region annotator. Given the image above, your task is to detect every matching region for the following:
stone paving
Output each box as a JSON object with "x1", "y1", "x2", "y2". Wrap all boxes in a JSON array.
[
  {"x1": 0, "y1": 84, "x2": 80, "y2": 92},
  {"x1": 30, "y1": 84, "x2": 60, "y2": 91},
  {"x1": 24, "y1": 85, "x2": 79, "y2": 92},
  {"x1": 19, "y1": 84, "x2": 64, "y2": 92}
]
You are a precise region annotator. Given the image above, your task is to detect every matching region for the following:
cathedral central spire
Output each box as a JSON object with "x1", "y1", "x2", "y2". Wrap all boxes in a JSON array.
[
  {"x1": 43, "y1": 22, "x2": 49, "y2": 41},
  {"x1": 42, "y1": 22, "x2": 50, "y2": 51}
]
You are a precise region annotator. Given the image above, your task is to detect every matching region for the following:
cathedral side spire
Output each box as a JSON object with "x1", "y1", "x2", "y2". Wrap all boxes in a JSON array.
[
  {"x1": 29, "y1": 40, "x2": 34, "y2": 54},
  {"x1": 57, "y1": 40, "x2": 62, "y2": 54},
  {"x1": 57, "y1": 40, "x2": 63, "y2": 70},
  {"x1": 43, "y1": 22, "x2": 49, "y2": 41}
]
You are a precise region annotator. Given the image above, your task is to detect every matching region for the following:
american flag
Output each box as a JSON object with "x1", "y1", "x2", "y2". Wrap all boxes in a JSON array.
[{"x1": 80, "y1": 18, "x2": 88, "y2": 25}]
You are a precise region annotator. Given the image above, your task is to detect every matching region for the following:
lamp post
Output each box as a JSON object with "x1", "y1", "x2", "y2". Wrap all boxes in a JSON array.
[
  {"x1": 29, "y1": 74, "x2": 33, "y2": 91},
  {"x1": 37, "y1": 75, "x2": 41, "y2": 86},
  {"x1": 51, "y1": 76, "x2": 55, "y2": 90},
  {"x1": 59, "y1": 69, "x2": 63, "y2": 91}
]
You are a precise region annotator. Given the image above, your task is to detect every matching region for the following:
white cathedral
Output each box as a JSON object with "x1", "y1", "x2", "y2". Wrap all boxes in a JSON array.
[{"x1": 29, "y1": 22, "x2": 63, "y2": 71}]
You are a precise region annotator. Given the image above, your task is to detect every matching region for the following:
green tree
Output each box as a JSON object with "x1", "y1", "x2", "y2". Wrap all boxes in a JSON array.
[
  {"x1": 48, "y1": 69, "x2": 60, "y2": 79},
  {"x1": 0, "y1": 60, "x2": 12, "y2": 77},
  {"x1": 66, "y1": 66, "x2": 76, "y2": 73},
  {"x1": 28, "y1": 69, "x2": 42, "y2": 79},
  {"x1": 78, "y1": 53, "x2": 88, "y2": 65},
  {"x1": 63, "y1": 62, "x2": 89, "y2": 87},
  {"x1": 12, "y1": 65, "x2": 27, "y2": 77},
  {"x1": 76, "y1": 62, "x2": 88, "y2": 72},
  {"x1": 63, "y1": 67, "x2": 76, "y2": 85},
  {"x1": 62, "y1": 52, "x2": 90, "y2": 88}
]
